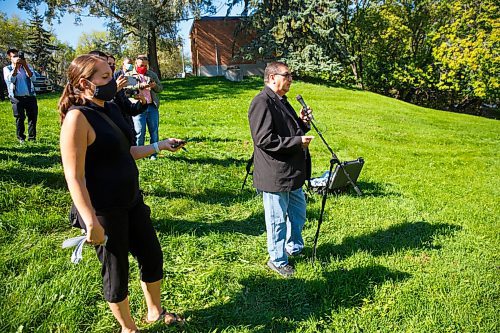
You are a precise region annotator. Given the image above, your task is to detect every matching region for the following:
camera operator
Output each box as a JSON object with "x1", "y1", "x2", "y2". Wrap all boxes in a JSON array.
[
  {"x1": 114, "y1": 73, "x2": 147, "y2": 139},
  {"x1": 2, "y1": 48, "x2": 38, "y2": 143},
  {"x1": 107, "y1": 54, "x2": 147, "y2": 137}
]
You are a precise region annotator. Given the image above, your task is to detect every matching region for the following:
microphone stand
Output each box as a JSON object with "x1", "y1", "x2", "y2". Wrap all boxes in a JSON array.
[{"x1": 308, "y1": 117, "x2": 363, "y2": 264}]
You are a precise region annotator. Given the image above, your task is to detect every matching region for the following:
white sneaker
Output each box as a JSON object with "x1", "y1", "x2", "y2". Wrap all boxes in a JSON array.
[{"x1": 267, "y1": 260, "x2": 295, "y2": 278}]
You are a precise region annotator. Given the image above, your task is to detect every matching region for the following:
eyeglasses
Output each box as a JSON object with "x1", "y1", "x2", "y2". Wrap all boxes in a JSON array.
[
  {"x1": 275, "y1": 72, "x2": 293, "y2": 79},
  {"x1": 137, "y1": 57, "x2": 149, "y2": 61}
]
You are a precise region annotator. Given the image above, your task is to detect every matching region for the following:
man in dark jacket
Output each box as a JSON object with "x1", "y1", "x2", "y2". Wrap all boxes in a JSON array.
[{"x1": 248, "y1": 61, "x2": 314, "y2": 277}]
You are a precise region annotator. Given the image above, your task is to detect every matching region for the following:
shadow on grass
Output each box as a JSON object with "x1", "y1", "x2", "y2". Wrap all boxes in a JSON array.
[
  {"x1": 151, "y1": 265, "x2": 409, "y2": 332},
  {"x1": 0, "y1": 144, "x2": 58, "y2": 155},
  {"x1": 167, "y1": 154, "x2": 248, "y2": 168},
  {"x1": 183, "y1": 135, "x2": 242, "y2": 143},
  {"x1": 146, "y1": 187, "x2": 258, "y2": 206},
  {"x1": 316, "y1": 221, "x2": 461, "y2": 261},
  {"x1": 354, "y1": 180, "x2": 400, "y2": 197},
  {"x1": 0, "y1": 165, "x2": 66, "y2": 189},
  {"x1": 0, "y1": 150, "x2": 61, "y2": 169},
  {"x1": 305, "y1": 180, "x2": 399, "y2": 203},
  {"x1": 154, "y1": 210, "x2": 265, "y2": 237},
  {"x1": 161, "y1": 77, "x2": 262, "y2": 102}
]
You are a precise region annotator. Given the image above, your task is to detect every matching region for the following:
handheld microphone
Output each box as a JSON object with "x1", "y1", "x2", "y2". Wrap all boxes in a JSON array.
[
  {"x1": 296, "y1": 94, "x2": 307, "y2": 109},
  {"x1": 296, "y1": 94, "x2": 314, "y2": 120}
]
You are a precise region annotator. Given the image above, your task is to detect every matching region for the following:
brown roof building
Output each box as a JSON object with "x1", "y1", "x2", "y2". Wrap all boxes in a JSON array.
[{"x1": 190, "y1": 16, "x2": 265, "y2": 78}]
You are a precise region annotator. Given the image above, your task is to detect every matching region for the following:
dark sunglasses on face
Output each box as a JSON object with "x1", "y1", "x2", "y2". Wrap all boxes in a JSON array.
[
  {"x1": 275, "y1": 72, "x2": 292, "y2": 79},
  {"x1": 137, "y1": 57, "x2": 148, "y2": 61}
]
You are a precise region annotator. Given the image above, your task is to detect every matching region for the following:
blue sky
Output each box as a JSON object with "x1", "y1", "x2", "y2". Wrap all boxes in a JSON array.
[{"x1": 0, "y1": 0, "x2": 242, "y2": 55}]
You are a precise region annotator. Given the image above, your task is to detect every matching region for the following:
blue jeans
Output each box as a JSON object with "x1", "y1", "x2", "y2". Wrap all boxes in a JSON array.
[
  {"x1": 262, "y1": 187, "x2": 306, "y2": 268},
  {"x1": 132, "y1": 104, "x2": 159, "y2": 152}
]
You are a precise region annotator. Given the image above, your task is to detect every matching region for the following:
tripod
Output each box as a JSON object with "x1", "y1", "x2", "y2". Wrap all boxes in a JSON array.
[{"x1": 309, "y1": 118, "x2": 362, "y2": 263}]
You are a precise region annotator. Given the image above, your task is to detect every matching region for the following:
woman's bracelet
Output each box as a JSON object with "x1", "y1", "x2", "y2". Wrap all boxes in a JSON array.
[{"x1": 152, "y1": 142, "x2": 160, "y2": 154}]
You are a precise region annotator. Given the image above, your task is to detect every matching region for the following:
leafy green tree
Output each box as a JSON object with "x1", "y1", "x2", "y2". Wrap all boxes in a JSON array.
[
  {"x1": 75, "y1": 31, "x2": 112, "y2": 55},
  {"x1": 330, "y1": 0, "x2": 377, "y2": 87},
  {"x1": 112, "y1": 32, "x2": 183, "y2": 78},
  {"x1": 0, "y1": 12, "x2": 31, "y2": 64},
  {"x1": 236, "y1": 0, "x2": 344, "y2": 81},
  {"x1": 236, "y1": 0, "x2": 497, "y2": 113},
  {"x1": 431, "y1": 0, "x2": 499, "y2": 106},
  {"x1": 18, "y1": 0, "x2": 216, "y2": 78},
  {"x1": 26, "y1": 10, "x2": 59, "y2": 73},
  {"x1": 51, "y1": 39, "x2": 75, "y2": 87},
  {"x1": 0, "y1": 11, "x2": 73, "y2": 89},
  {"x1": 363, "y1": 0, "x2": 439, "y2": 101},
  {"x1": 157, "y1": 47, "x2": 183, "y2": 78}
]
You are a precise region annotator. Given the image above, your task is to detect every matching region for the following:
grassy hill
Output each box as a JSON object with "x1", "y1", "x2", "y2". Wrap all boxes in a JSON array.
[{"x1": 0, "y1": 77, "x2": 498, "y2": 332}]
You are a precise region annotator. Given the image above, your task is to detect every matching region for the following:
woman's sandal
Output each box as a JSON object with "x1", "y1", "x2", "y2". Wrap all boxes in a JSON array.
[{"x1": 146, "y1": 308, "x2": 185, "y2": 326}]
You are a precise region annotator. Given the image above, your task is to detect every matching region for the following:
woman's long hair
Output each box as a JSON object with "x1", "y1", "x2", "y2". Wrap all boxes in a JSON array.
[{"x1": 58, "y1": 54, "x2": 106, "y2": 123}]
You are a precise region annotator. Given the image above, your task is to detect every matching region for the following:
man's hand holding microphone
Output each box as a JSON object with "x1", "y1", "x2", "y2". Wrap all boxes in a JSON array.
[
  {"x1": 296, "y1": 94, "x2": 315, "y2": 148},
  {"x1": 300, "y1": 106, "x2": 313, "y2": 124}
]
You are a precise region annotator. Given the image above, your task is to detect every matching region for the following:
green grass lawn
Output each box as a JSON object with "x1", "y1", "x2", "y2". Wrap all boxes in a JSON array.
[{"x1": 0, "y1": 77, "x2": 498, "y2": 332}]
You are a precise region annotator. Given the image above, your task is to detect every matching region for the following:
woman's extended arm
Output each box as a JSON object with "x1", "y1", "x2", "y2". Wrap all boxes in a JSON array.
[
  {"x1": 60, "y1": 110, "x2": 106, "y2": 245},
  {"x1": 129, "y1": 138, "x2": 186, "y2": 160}
]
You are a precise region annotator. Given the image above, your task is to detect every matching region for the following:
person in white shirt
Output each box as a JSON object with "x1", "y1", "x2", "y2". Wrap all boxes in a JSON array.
[{"x1": 2, "y1": 48, "x2": 39, "y2": 143}]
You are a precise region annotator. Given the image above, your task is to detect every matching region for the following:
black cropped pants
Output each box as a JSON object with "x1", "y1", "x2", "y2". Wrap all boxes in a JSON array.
[{"x1": 79, "y1": 196, "x2": 163, "y2": 303}]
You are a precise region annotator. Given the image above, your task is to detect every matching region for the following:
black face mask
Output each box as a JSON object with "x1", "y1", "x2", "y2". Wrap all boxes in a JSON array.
[{"x1": 92, "y1": 78, "x2": 117, "y2": 101}]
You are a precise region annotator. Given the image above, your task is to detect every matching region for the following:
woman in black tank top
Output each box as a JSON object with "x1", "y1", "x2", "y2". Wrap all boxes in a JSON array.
[{"x1": 59, "y1": 55, "x2": 186, "y2": 332}]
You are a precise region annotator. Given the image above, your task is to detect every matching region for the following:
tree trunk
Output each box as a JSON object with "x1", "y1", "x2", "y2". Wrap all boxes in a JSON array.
[
  {"x1": 147, "y1": 26, "x2": 161, "y2": 78},
  {"x1": 351, "y1": 59, "x2": 364, "y2": 89},
  {"x1": 357, "y1": 51, "x2": 364, "y2": 89},
  {"x1": 351, "y1": 62, "x2": 359, "y2": 82}
]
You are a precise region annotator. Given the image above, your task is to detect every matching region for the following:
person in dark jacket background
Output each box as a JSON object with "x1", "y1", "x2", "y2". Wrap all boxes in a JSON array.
[{"x1": 248, "y1": 61, "x2": 314, "y2": 278}]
